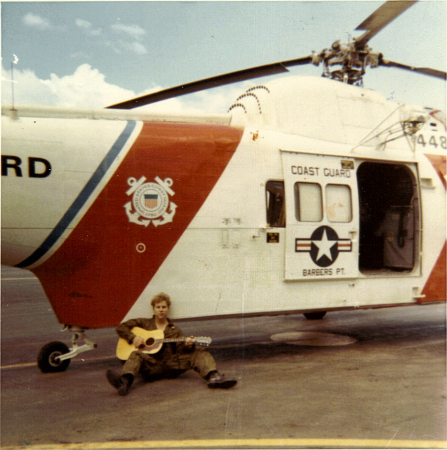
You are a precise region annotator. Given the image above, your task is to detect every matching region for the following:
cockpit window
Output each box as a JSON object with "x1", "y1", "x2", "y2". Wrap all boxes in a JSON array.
[{"x1": 266, "y1": 180, "x2": 285, "y2": 227}]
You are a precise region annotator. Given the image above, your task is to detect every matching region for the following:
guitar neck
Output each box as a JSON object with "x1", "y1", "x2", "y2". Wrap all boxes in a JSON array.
[{"x1": 161, "y1": 338, "x2": 187, "y2": 343}]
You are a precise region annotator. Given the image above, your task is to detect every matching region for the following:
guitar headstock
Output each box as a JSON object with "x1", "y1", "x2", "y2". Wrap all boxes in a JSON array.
[{"x1": 195, "y1": 336, "x2": 212, "y2": 346}]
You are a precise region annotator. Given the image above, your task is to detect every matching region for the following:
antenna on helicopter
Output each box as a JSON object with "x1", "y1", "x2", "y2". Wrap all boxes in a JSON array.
[{"x1": 9, "y1": 54, "x2": 19, "y2": 120}]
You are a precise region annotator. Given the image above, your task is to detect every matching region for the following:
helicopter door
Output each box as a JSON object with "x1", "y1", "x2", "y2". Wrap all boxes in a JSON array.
[
  {"x1": 281, "y1": 151, "x2": 359, "y2": 281},
  {"x1": 356, "y1": 162, "x2": 419, "y2": 273}
]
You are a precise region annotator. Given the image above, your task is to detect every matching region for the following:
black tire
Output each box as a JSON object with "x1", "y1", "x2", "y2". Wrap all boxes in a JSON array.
[
  {"x1": 37, "y1": 341, "x2": 71, "y2": 373},
  {"x1": 303, "y1": 311, "x2": 327, "y2": 320}
]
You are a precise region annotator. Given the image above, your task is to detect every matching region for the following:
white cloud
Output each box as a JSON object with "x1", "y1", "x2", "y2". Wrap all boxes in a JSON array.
[
  {"x1": 119, "y1": 41, "x2": 147, "y2": 55},
  {"x1": 1, "y1": 64, "x2": 246, "y2": 115},
  {"x1": 2, "y1": 67, "x2": 59, "y2": 106},
  {"x1": 22, "y1": 12, "x2": 65, "y2": 31},
  {"x1": 1, "y1": 64, "x2": 133, "y2": 108},
  {"x1": 75, "y1": 18, "x2": 102, "y2": 36},
  {"x1": 111, "y1": 23, "x2": 146, "y2": 41},
  {"x1": 75, "y1": 18, "x2": 91, "y2": 29},
  {"x1": 23, "y1": 12, "x2": 51, "y2": 30}
]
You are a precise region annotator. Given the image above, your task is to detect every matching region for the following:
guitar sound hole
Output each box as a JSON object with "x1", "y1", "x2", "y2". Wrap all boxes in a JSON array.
[{"x1": 145, "y1": 338, "x2": 155, "y2": 346}]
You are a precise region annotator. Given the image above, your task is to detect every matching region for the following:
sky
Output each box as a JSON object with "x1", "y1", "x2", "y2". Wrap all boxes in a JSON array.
[{"x1": 1, "y1": 1, "x2": 446, "y2": 115}]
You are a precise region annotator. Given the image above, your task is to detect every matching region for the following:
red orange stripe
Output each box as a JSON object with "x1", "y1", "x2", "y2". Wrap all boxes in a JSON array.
[{"x1": 32, "y1": 122, "x2": 243, "y2": 328}]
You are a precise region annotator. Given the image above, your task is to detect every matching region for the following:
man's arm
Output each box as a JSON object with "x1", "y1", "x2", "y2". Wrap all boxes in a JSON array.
[
  {"x1": 116, "y1": 318, "x2": 151, "y2": 344},
  {"x1": 167, "y1": 324, "x2": 195, "y2": 352}
]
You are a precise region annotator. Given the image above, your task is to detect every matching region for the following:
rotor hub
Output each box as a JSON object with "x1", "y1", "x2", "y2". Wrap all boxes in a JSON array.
[{"x1": 312, "y1": 41, "x2": 382, "y2": 86}]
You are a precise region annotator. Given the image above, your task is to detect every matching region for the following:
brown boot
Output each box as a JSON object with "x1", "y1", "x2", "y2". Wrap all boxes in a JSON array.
[
  {"x1": 106, "y1": 370, "x2": 133, "y2": 396},
  {"x1": 207, "y1": 371, "x2": 237, "y2": 389}
]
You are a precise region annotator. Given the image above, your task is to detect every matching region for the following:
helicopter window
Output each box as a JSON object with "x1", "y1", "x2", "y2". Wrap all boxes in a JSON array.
[
  {"x1": 326, "y1": 184, "x2": 352, "y2": 223},
  {"x1": 266, "y1": 180, "x2": 285, "y2": 227},
  {"x1": 294, "y1": 182, "x2": 323, "y2": 222}
]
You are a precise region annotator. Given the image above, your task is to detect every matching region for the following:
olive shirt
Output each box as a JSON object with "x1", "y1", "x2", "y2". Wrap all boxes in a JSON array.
[{"x1": 116, "y1": 316, "x2": 217, "y2": 380}]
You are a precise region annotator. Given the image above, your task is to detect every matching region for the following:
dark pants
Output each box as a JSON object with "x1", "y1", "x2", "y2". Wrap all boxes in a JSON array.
[{"x1": 122, "y1": 348, "x2": 217, "y2": 381}]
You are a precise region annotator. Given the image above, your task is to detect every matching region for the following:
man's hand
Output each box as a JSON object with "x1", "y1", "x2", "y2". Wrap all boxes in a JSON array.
[
  {"x1": 132, "y1": 335, "x2": 145, "y2": 349},
  {"x1": 185, "y1": 336, "x2": 195, "y2": 348}
]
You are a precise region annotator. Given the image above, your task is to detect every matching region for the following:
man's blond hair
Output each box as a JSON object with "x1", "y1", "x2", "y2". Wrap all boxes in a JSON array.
[{"x1": 151, "y1": 292, "x2": 171, "y2": 308}]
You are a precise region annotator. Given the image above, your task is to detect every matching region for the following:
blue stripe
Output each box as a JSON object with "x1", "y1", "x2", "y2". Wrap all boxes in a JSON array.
[{"x1": 16, "y1": 120, "x2": 137, "y2": 269}]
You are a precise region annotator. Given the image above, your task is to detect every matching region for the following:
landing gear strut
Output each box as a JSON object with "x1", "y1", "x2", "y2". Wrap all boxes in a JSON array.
[{"x1": 37, "y1": 326, "x2": 97, "y2": 373}]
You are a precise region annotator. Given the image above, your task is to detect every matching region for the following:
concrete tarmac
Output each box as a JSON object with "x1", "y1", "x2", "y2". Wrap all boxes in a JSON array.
[{"x1": 1, "y1": 266, "x2": 446, "y2": 449}]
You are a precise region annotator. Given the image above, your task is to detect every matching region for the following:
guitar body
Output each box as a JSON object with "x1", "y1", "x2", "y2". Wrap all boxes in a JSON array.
[
  {"x1": 116, "y1": 327, "x2": 212, "y2": 360},
  {"x1": 116, "y1": 328, "x2": 165, "y2": 360}
]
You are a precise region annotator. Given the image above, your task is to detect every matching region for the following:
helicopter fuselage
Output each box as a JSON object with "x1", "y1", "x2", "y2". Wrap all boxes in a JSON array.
[{"x1": 2, "y1": 77, "x2": 445, "y2": 328}]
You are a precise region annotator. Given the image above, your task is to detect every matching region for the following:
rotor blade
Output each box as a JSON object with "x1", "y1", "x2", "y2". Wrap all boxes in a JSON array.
[
  {"x1": 379, "y1": 58, "x2": 447, "y2": 80},
  {"x1": 355, "y1": 0, "x2": 417, "y2": 48},
  {"x1": 107, "y1": 56, "x2": 312, "y2": 110}
]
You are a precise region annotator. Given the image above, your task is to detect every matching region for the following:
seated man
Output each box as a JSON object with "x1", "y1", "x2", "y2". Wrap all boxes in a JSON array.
[{"x1": 106, "y1": 292, "x2": 237, "y2": 396}]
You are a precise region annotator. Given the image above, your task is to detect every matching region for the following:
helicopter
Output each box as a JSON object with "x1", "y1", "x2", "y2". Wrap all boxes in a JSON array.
[{"x1": 1, "y1": 0, "x2": 446, "y2": 373}]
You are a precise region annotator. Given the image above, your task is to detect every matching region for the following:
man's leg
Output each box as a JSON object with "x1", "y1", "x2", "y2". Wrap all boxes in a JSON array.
[
  {"x1": 190, "y1": 349, "x2": 237, "y2": 389},
  {"x1": 106, "y1": 369, "x2": 134, "y2": 396},
  {"x1": 122, "y1": 351, "x2": 146, "y2": 378},
  {"x1": 189, "y1": 348, "x2": 217, "y2": 378},
  {"x1": 106, "y1": 352, "x2": 148, "y2": 396}
]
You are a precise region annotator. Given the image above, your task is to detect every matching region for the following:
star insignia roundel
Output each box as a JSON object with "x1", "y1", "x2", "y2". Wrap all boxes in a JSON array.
[{"x1": 295, "y1": 226, "x2": 352, "y2": 268}]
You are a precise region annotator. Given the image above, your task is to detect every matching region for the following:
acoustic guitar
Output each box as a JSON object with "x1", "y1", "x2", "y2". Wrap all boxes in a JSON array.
[{"x1": 116, "y1": 327, "x2": 212, "y2": 360}]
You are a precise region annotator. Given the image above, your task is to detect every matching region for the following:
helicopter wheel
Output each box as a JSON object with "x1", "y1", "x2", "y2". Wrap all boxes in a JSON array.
[
  {"x1": 303, "y1": 311, "x2": 327, "y2": 320},
  {"x1": 37, "y1": 341, "x2": 71, "y2": 373}
]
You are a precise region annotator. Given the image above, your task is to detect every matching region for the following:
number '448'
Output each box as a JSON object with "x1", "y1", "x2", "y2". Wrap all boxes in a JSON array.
[{"x1": 417, "y1": 134, "x2": 447, "y2": 149}]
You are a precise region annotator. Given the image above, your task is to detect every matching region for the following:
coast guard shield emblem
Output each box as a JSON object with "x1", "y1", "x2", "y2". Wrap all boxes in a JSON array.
[{"x1": 124, "y1": 176, "x2": 177, "y2": 227}]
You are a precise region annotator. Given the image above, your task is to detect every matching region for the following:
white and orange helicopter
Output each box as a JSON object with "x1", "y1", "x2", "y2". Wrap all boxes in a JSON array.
[{"x1": 2, "y1": 0, "x2": 446, "y2": 372}]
